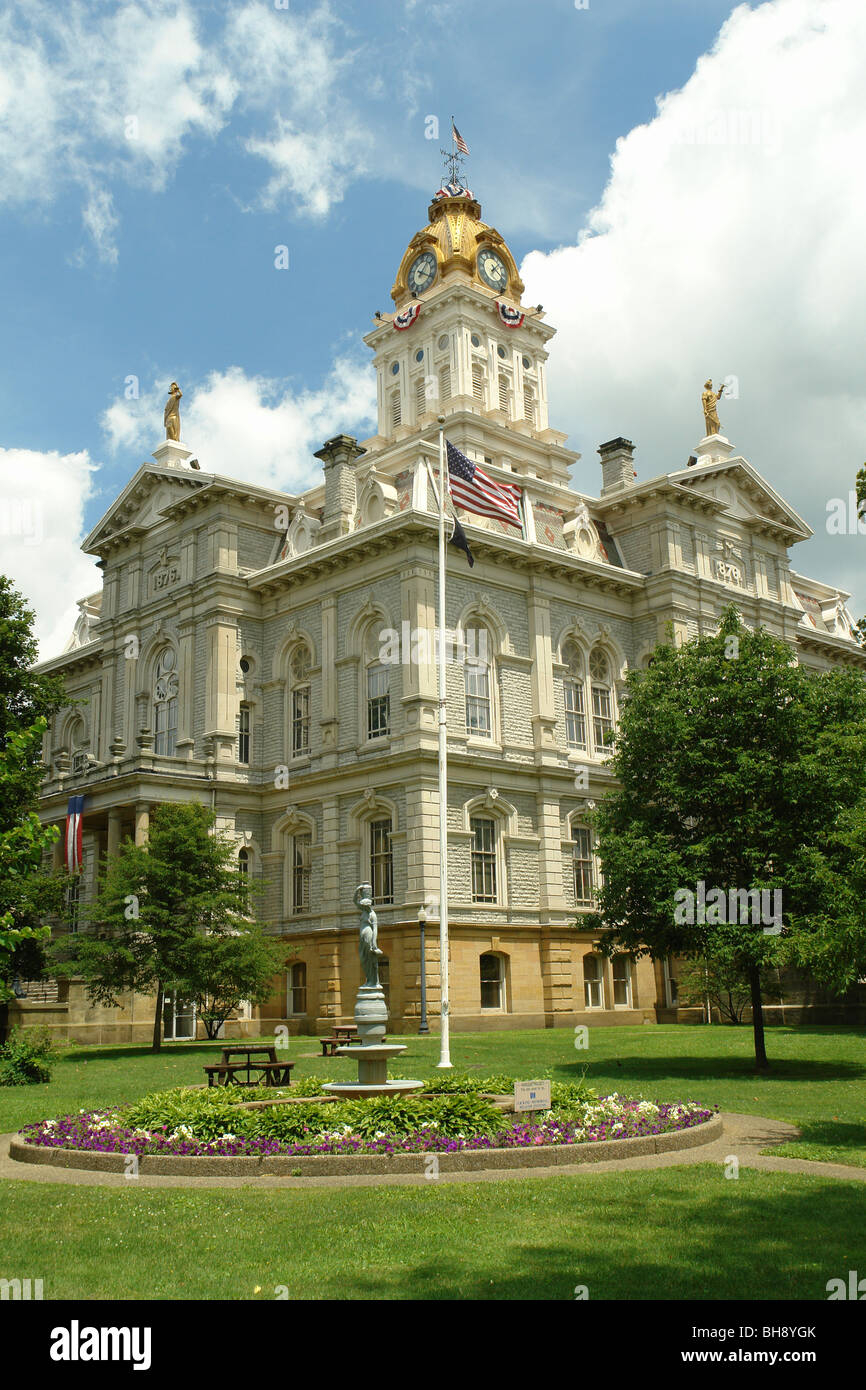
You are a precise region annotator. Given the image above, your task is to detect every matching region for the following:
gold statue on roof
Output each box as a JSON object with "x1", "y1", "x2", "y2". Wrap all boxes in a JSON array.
[
  {"x1": 701, "y1": 379, "x2": 725, "y2": 436},
  {"x1": 164, "y1": 382, "x2": 182, "y2": 441}
]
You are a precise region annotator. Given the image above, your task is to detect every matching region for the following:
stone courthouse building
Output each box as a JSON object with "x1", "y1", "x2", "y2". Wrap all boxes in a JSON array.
[{"x1": 22, "y1": 179, "x2": 865, "y2": 1043}]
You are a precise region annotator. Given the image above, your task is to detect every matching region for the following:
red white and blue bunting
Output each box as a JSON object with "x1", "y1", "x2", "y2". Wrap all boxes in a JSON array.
[
  {"x1": 393, "y1": 302, "x2": 422, "y2": 331},
  {"x1": 495, "y1": 301, "x2": 525, "y2": 328}
]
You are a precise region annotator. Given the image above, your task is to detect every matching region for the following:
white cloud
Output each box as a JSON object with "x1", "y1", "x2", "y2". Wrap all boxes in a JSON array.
[
  {"x1": 0, "y1": 447, "x2": 101, "y2": 660},
  {"x1": 101, "y1": 358, "x2": 377, "y2": 493},
  {"x1": 0, "y1": 0, "x2": 373, "y2": 258},
  {"x1": 520, "y1": 0, "x2": 866, "y2": 613}
]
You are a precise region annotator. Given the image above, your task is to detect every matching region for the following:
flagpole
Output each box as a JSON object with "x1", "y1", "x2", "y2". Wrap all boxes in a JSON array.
[{"x1": 436, "y1": 415, "x2": 452, "y2": 1068}]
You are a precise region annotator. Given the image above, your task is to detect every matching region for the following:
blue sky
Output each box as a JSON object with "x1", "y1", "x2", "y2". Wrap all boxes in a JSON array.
[{"x1": 1, "y1": 0, "x2": 864, "y2": 653}]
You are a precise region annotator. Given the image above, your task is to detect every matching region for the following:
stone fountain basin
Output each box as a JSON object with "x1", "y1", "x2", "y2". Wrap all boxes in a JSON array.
[
  {"x1": 333, "y1": 1044, "x2": 407, "y2": 1061},
  {"x1": 321, "y1": 1079, "x2": 424, "y2": 1099}
]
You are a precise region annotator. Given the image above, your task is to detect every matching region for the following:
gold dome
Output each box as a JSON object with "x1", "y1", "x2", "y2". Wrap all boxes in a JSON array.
[{"x1": 391, "y1": 187, "x2": 525, "y2": 308}]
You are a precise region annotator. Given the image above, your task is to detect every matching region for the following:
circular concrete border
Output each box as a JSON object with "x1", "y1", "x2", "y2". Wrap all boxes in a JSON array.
[{"x1": 9, "y1": 1114, "x2": 722, "y2": 1179}]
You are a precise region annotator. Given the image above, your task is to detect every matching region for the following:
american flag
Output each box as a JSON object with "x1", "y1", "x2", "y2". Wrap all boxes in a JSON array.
[
  {"x1": 446, "y1": 441, "x2": 522, "y2": 529},
  {"x1": 65, "y1": 795, "x2": 85, "y2": 872},
  {"x1": 451, "y1": 121, "x2": 469, "y2": 156}
]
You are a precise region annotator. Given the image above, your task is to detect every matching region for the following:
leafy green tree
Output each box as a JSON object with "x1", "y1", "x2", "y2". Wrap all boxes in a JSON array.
[
  {"x1": 585, "y1": 606, "x2": 866, "y2": 1070},
  {"x1": 675, "y1": 943, "x2": 781, "y2": 1025},
  {"x1": 183, "y1": 928, "x2": 291, "y2": 1040},
  {"x1": 785, "y1": 800, "x2": 866, "y2": 992},
  {"x1": 52, "y1": 802, "x2": 279, "y2": 1052},
  {"x1": 0, "y1": 580, "x2": 67, "y2": 1041}
]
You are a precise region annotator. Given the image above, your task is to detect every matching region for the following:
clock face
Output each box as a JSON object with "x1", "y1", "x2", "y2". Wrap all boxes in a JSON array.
[
  {"x1": 477, "y1": 248, "x2": 508, "y2": 291},
  {"x1": 407, "y1": 251, "x2": 437, "y2": 293}
]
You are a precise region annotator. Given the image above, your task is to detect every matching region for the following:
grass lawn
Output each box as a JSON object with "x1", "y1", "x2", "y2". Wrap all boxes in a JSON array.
[{"x1": 1, "y1": 1024, "x2": 864, "y2": 1300}]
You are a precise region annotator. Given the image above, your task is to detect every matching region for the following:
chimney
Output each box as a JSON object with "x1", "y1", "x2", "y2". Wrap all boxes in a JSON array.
[
  {"x1": 598, "y1": 437, "x2": 636, "y2": 496},
  {"x1": 315, "y1": 435, "x2": 366, "y2": 540}
]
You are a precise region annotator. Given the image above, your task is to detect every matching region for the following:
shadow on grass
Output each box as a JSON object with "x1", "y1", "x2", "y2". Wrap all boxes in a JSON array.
[
  {"x1": 317, "y1": 1176, "x2": 866, "y2": 1301},
  {"x1": 777, "y1": 1120, "x2": 866, "y2": 1150},
  {"x1": 571, "y1": 1056, "x2": 866, "y2": 1084}
]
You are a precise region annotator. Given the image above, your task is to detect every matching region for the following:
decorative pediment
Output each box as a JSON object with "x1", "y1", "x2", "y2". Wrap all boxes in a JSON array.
[
  {"x1": 279, "y1": 505, "x2": 322, "y2": 560},
  {"x1": 674, "y1": 458, "x2": 812, "y2": 542},
  {"x1": 82, "y1": 464, "x2": 208, "y2": 556}
]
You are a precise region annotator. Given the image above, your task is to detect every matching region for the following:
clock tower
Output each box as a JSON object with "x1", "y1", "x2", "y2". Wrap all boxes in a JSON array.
[{"x1": 362, "y1": 178, "x2": 576, "y2": 490}]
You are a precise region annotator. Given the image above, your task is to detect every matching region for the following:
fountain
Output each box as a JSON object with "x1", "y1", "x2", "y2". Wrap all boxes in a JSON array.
[{"x1": 322, "y1": 884, "x2": 423, "y2": 1100}]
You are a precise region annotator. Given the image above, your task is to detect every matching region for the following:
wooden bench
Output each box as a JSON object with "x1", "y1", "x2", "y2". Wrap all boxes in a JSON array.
[{"x1": 204, "y1": 1046, "x2": 294, "y2": 1088}]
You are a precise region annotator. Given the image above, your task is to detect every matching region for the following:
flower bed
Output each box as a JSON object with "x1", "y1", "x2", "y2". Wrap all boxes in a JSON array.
[{"x1": 19, "y1": 1084, "x2": 716, "y2": 1160}]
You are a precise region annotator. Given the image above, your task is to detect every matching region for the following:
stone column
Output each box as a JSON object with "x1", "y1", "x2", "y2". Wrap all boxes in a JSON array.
[
  {"x1": 528, "y1": 585, "x2": 558, "y2": 765},
  {"x1": 540, "y1": 932, "x2": 574, "y2": 1020},
  {"x1": 320, "y1": 595, "x2": 338, "y2": 760},
  {"x1": 134, "y1": 802, "x2": 150, "y2": 846},
  {"x1": 107, "y1": 809, "x2": 122, "y2": 858},
  {"x1": 315, "y1": 934, "x2": 343, "y2": 1029}
]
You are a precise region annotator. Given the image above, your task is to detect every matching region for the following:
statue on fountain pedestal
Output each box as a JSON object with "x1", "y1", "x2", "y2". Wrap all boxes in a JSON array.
[{"x1": 354, "y1": 883, "x2": 384, "y2": 988}]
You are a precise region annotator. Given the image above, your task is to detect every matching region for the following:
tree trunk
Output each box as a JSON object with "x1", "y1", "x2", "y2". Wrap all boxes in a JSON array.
[
  {"x1": 152, "y1": 981, "x2": 163, "y2": 1053},
  {"x1": 748, "y1": 964, "x2": 769, "y2": 1070}
]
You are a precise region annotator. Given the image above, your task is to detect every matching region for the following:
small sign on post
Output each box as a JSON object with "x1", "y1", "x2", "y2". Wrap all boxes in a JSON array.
[{"x1": 513, "y1": 1079, "x2": 552, "y2": 1113}]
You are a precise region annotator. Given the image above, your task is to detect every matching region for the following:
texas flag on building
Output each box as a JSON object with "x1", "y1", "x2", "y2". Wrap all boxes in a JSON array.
[
  {"x1": 64, "y1": 795, "x2": 85, "y2": 872},
  {"x1": 446, "y1": 441, "x2": 523, "y2": 530}
]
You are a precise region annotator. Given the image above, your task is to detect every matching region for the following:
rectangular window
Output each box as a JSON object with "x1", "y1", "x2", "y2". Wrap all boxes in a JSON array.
[
  {"x1": 612, "y1": 956, "x2": 632, "y2": 1007},
  {"x1": 370, "y1": 818, "x2": 393, "y2": 904},
  {"x1": 591, "y1": 686, "x2": 614, "y2": 749},
  {"x1": 367, "y1": 666, "x2": 390, "y2": 739},
  {"x1": 238, "y1": 704, "x2": 251, "y2": 764},
  {"x1": 465, "y1": 663, "x2": 491, "y2": 736},
  {"x1": 572, "y1": 825, "x2": 595, "y2": 906},
  {"x1": 564, "y1": 680, "x2": 586, "y2": 749},
  {"x1": 391, "y1": 390, "x2": 401, "y2": 429},
  {"x1": 664, "y1": 956, "x2": 678, "y2": 1008},
  {"x1": 155, "y1": 698, "x2": 177, "y2": 757},
  {"x1": 288, "y1": 963, "x2": 307, "y2": 1015},
  {"x1": 414, "y1": 376, "x2": 426, "y2": 419},
  {"x1": 523, "y1": 382, "x2": 536, "y2": 425},
  {"x1": 584, "y1": 956, "x2": 603, "y2": 1009},
  {"x1": 291, "y1": 834, "x2": 311, "y2": 914},
  {"x1": 292, "y1": 686, "x2": 310, "y2": 756},
  {"x1": 498, "y1": 373, "x2": 511, "y2": 414},
  {"x1": 471, "y1": 816, "x2": 497, "y2": 903},
  {"x1": 439, "y1": 365, "x2": 451, "y2": 401}
]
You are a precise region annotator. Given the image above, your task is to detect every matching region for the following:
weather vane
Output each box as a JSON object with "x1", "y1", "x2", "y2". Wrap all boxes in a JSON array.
[{"x1": 439, "y1": 117, "x2": 469, "y2": 187}]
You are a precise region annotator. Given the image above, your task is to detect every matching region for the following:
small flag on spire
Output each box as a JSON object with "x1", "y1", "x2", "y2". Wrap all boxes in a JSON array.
[{"x1": 451, "y1": 121, "x2": 469, "y2": 156}]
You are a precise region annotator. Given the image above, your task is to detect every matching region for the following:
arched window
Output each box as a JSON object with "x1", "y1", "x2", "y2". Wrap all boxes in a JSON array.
[
  {"x1": 370, "y1": 817, "x2": 393, "y2": 904},
  {"x1": 287, "y1": 962, "x2": 307, "y2": 1016},
  {"x1": 291, "y1": 833, "x2": 311, "y2": 914},
  {"x1": 571, "y1": 822, "x2": 596, "y2": 906},
  {"x1": 390, "y1": 389, "x2": 402, "y2": 430},
  {"x1": 498, "y1": 372, "x2": 511, "y2": 414},
  {"x1": 480, "y1": 953, "x2": 505, "y2": 1010},
  {"x1": 464, "y1": 624, "x2": 492, "y2": 737},
  {"x1": 523, "y1": 381, "x2": 536, "y2": 426},
  {"x1": 470, "y1": 816, "x2": 498, "y2": 903},
  {"x1": 583, "y1": 953, "x2": 603, "y2": 1009},
  {"x1": 589, "y1": 647, "x2": 614, "y2": 752},
  {"x1": 562, "y1": 641, "x2": 587, "y2": 750},
  {"x1": 366, "y1": 651, "x2": 390, "y2": 740},
  {"x1": 153, "y1": 649, "x2": 178, "y2": 756},
  {"x1": 471, "y1": 361, "x2": 485, "y2": 403},
  {"x1": 290, "y1": 646, "x2": 311, "y2": 757},
  {"x1": 439, "y1": 365, "x2": 451, "y2": 402}
]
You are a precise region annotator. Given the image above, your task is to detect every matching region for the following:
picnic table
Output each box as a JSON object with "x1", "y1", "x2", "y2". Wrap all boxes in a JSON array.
[
  {"x1": 203, "y1": 1045, "x2": 294, "y2": 1088},
  {"x1": 320, "y1": 1024, "x2": 359, "y2": 1058}
]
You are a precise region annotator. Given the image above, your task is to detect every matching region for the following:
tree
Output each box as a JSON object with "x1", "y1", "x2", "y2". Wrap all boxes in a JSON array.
[
  {"x1": 785, "y1": 800, "x2": 866, "y2": 993},
  {"x1": 0, "y1": 721, "x2": 64, "y2": 1040},
  {"x1": 0, "y1": 579, "x2": 67, "y2": 1042},
  {"x1": 584, "y1": 606, "x2": 866, "y2": 1070},
  {"x1": 675, "y1": 943, "x2": 781, "y2": 1025},
  {"x1": 52, "y1": 802, "x2": 279, "y2": 1052},
  {"x1": 182, "y1": 929, "x2": 290, "y2": 1040}
]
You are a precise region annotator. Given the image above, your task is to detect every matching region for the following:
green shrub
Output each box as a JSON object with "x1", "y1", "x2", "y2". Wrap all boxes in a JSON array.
[{"x1": 0, "y1": 1027, "x2": 62, "y2": 1086}]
